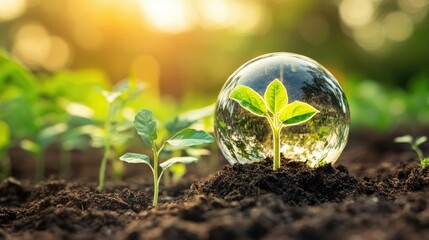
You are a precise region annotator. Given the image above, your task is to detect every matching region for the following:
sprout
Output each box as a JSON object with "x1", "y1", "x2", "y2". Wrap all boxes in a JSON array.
[
  {"x1": 120, "y1": 109, "x2": 214, "y2": 206},
  {"x1": 230, "y1": 79, "x2": 319, "y2": 170},
  {"x1": 394, "y1": 135, "x2": 428, "y2": 169}
]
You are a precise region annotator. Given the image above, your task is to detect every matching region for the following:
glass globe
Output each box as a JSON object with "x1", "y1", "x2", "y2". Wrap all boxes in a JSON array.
[{"x1": 214, "y1": 53, "x2": 350, "y2": 167}]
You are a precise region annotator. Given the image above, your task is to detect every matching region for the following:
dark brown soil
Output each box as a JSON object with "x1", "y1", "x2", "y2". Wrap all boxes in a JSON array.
[{"x1": 1, "y1": 129, "x2": 429, "y2": 240}]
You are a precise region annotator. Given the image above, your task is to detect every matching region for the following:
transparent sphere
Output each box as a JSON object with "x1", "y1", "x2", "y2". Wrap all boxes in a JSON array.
[{"x1": 214, "y1": 53, "x2": 350, "y2": 167}]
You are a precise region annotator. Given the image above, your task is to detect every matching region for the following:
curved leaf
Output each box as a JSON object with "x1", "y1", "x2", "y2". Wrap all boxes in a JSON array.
[
  {"x1": 120, "y1": 152, "x2": 151, "y2": 165},
  {"x1": 134, "y1": 109, "x2": 157, "y2": 146},
  {"x1": 229, "y1": 85, "x2": 267, "y2": 116},
  {"x1": 415, "y1": 136, "x2": 427, "y2": 146},
  {"x1": 160, "y1": 156, "x2": 198, "y2": 170},
  {"x1": 167, "y1": 128, "x2": 214, "y2": 147},
  {"x1": 394, "y1": 135, "x2": 413, "y2": 144},
  {"x1": 279, "y1": 101, "x2": 319, "y2": 126},
  {"x1": 264, "y1": 79, "x2": 287, "y2": 114}
]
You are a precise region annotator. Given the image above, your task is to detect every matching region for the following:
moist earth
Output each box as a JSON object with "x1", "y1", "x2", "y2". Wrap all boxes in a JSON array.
[{"x1": 1, "y1": 129, "x2": 429, "y2": 240}]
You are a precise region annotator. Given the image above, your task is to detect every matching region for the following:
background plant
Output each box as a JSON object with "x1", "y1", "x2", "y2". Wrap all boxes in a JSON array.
[
  {"x1": 230, "y1": 79, "x2": 319, "y2": 170},
  {"x1": 0, "y1": 120, "x2": 10, "y2": 179},
  {"x1": 120, "y1": 109, "x2": 214, "y2": 206},
  {"x1": 394, "y1": 135, "x2": 429, "y2": 169},
  {"x1": 96, "y1": 79, "x2": 144, "y2": 191}
]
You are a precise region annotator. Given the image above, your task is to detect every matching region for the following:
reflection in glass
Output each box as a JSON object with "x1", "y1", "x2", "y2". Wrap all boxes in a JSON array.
[{"x1": 215, "y1": 53, "x2": 350, "y2": 167}]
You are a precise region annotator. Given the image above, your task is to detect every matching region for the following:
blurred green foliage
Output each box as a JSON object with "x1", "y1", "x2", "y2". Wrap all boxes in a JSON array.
[
  {"x1": 0, "y1": 51, "x2": 214, "y2": 180},
  {"x1": 346, "y1": 74, "x2": 429, "y2": 131}
]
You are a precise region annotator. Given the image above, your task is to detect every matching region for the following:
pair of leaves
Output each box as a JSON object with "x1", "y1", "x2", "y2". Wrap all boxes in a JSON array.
[
  {"x1": 134, "y1": 109, "x2": 214, "y2": 147},
  {"x1": 394, "y1": 135, "x2": 427, "y2": 146},
  {"x1": 120, "y1": 153, "x2": 197, "y2": 170},
  {"x1": 120, "y1": 109, "x2": 214, "y2": 169},
  {"x1": 229, "y1": 79, "x2": 319, "y2": 126}
]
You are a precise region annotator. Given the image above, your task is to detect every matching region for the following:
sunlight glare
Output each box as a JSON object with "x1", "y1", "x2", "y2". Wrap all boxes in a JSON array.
[
  {"x1": 340, "y1": 0, "x2": 374, "y2": 27},
  {"x1": 383, "y1": 11, "x2": 414, "y2": 42},
  {"x1": 12, "y1": 22, "x2": 51, "y2": 67},
  {"x1": 138, "y1": 0, "x2": 195, "y2": 33},
  {"x1": 0, "y1": 0, "x2": 27, "y2": 21}
]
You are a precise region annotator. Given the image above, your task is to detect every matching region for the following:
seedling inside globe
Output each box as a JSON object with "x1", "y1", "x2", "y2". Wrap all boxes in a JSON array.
[{"x1": 230, "y1": 79, "x2": 319, "y2": 170}]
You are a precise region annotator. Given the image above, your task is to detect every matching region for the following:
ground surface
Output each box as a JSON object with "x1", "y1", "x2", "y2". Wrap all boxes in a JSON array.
[{"x1": 1, "y1": 129, "x2": 429, "y2": 240}]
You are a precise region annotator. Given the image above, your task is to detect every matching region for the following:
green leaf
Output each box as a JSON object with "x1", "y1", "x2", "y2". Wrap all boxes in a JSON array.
[
  {"x1": 20, "y1": 140, "x2": 41, "y2": 154},
  {"x1": 279, "y1": 101, "x2": 319, "y2": 126},
  {"x1": 0, "y1": 121, "x2": 10, "y2": 148},
  {"x1": 134, "y1": 109, "x2": 157, "y2": 146},
  {"x1": 229, "y1": 85, "x2": 267, "y2": 116},
  {"x1": 119, "y1": 152, "x2": 151, "y2": 166},
  {"x1": 160, "y1": 156, "x2": 198, "y2": 170},
  {"x1": 264, "y1": 79, "x2": 287, "y2": 114},
  {"x1": 99, "y1": 89, "x2": 123, "y2": 103},
  {"x1": 167, "y1": 128, "x2": 214, "y2": 147},
  {"x1": 415, "y1": 136, "x2": 427, "y2": 146},
  {"x1": 394, "y1": 135, "x2": 413, "y2": 144},
  {"x1": 165, "y1": 117, "x2": 196, "y2": 134},
  {"x1": 37, "y1": 123, "x2": 68, "y2": 148}
]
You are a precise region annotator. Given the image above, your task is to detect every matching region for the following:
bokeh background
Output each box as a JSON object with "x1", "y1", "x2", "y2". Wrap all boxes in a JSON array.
[
  {"x1": 1, "y1": 0, "x2": 429, "y2": 130},
  {"x1": 1, "y1": 0, "x2": 429, "y2": 181}
]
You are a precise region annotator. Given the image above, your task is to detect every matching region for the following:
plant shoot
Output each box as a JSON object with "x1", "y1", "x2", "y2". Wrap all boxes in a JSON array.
[
  {"x1": 394, "y1": 135, "x2": 429, "y2": 169},
  {"x1": 229, "y1": 79, "x2": 319, "y2": 170},
  {"x1": 120, "y1": 109, "x2": 214, "y2": 206}
]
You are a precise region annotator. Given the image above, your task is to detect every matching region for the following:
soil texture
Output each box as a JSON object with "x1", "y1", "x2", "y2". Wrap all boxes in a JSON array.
[{"x1": 1, "y1": 129, "x2": 429, "y2": 239}]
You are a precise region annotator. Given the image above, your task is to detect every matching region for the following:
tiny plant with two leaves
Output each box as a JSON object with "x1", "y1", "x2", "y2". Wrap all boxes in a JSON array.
[
  {"x1": 229, "y1": 79, "x2": 319, "y2": 170},
  {"x1": 120, "y1": 109, "x2": 214, "y2": 206},
  {"x1": 394, "y1": 135, "x2": 429, "y2": 169}
]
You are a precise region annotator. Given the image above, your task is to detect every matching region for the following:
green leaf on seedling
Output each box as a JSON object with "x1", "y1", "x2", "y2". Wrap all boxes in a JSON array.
[
  {"x1": 134, "y1": 109, "x2": 157, "y2": 146},
  {"x1": 167, "y1": 128, "x2": 214, "y2": 147},
  {"x1": 165, "y1": 117, "x2": 196, "y2": 134},
  {"x1": 20, "y1": 140, "x2": 41, "y2": 154},
  {"x1": 264, "y1": 79, "x2": 287, "y2": 114},
  {"x1": 0, "y1": 121, "x2": 10, "y2": 148},
  {"x1": 279, "y1": 101, "x2": 319, "y2": 126},
  {"x1": 120, "y1": 152, "x2": 151, "y2": 166},
  {"x1": 100, "y1": 90, "x2": 122, "y2": 103},
  {"x1": 394, "y1": 135, "x2": 413, "y2": 144},
  {"x1": 160, "y1": 156, "x2": 198, "y2": 170},
  {"x1": 38, "y1": 123, "x2": 68, "y2": 148},
  {"x1": 415, "y1": 136, "x2": 427, "y2": 146},
  {"x1": 229, "y1": 85, "x2": 267, "y2": 116}
]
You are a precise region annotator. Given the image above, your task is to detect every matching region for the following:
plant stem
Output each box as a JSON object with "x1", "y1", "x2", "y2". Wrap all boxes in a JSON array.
[
  {"x1": 98, "y1": 104, "x2": 113, "y2": 191},
  {"x1": 267, "y1": 115, "x2": 282, "y2": 170},
  {"x1": 412, "y1": 145, "x2": 424, "y2": 160},
  {"x1": 152, "y1": 143, "x2": 159, "y2": 206},
  {"x1": 273, "y1": 127, "x2": 281, "y2": 170}
]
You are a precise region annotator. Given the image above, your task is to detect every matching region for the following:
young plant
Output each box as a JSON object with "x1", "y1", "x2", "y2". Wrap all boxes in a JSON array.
[
  {"x1": 119, "y1": 109, "x2": 214, "y2": 206},
  {"x1": 229, "y1": 79, "x2": 319, "y2": 170},
  {"x1": 0, "y1": 121, "x2": 10, "y2": 179},
  {"x1": 97, "y1": 78, "x2": 144, "y2": 191},
  {"x1": 394, "y1": 135, "x2": 429, "y2": 168}
]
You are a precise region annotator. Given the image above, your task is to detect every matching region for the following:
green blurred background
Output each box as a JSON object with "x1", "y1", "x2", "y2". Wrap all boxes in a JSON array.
[
  {"x1": 1, "y1": 0, "x2": 429, "y2": 181},
  {"x1": 1, "y1": 0, "x2": 429, "y2": 130}
]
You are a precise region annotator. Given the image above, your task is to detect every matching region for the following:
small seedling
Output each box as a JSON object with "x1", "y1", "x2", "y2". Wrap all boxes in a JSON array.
[
  {"x1": 230, "y1": 79, "x2": 319, "y2": 170},
  {"x1": 120, "y1": 109, "x2": 214, "y2": 206},
  {"x1": 97, "y1": 80, "x2": 143, "y2": 191},
  {"x1": 394, "y1": 135, "x2": 428, "y2": 169},
  {"x1": 0, "y1": 121, "x2": 10, "y2": 179}
]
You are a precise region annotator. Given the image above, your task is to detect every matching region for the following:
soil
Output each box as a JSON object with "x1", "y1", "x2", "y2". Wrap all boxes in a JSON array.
[{"x1": 1, "y1": 129, "x2": 429, "y2": 240}]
